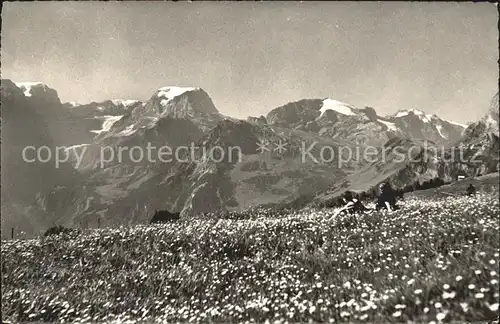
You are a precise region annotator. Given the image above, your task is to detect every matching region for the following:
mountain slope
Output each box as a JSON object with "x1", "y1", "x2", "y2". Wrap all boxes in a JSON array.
[
  {"x1": 456, "y1": 92, "x2": 499, "y2": 175},
  {"x1": 10, "y1": 81, "x2": 143, "y2": 147},
  {"x1": 43, "y1": 118, "x2": 356, "y2": 228},
  {"x1": 61, "y1": 99, "x2": 142, "y2": 144},
  {"x1": 310, "y1": 93, "x2": 499, "y2": 206},
  {"x1": 1, "y1": 80, "x2": 77, "y2": 236},
  {"x1": 34, "y1": 86, "x2": 368, "y2": 228},
  {"x1": 390, "y1": 108, "x2": 466, "y2": 145},
  {"x1": 266, "y1": 99, "x2": 466, "y2": 146}
]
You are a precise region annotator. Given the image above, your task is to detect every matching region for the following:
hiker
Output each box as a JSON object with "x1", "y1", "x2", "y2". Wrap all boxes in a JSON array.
[
  {"x1": 466, "y1": 184, "x2": 476, "y2": 196},
  {"x1": 376, "y1": 182, "x2": 398, "y2": 212},
  {"x1": 340, "y1": 191, "x2": 370, "y2": 214}
]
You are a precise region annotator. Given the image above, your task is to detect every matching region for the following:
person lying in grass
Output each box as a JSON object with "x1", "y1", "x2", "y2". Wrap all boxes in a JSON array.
[{"x1": 339, "y1": 191, "x2": 370, "y2": 214}]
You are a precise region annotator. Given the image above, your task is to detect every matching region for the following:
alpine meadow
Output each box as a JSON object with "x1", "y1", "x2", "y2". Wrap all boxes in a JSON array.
[{"x1": 1, "y1": 2, "x2": 499, "y2": 323}]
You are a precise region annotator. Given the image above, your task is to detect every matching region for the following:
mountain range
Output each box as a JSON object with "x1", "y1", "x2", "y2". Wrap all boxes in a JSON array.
[
  {"x1": 265, "y1": 98, "x2": 466, "y2": 146},
  {"x1": 1, "y1": 79, "x2": 497, "y2": 237}
]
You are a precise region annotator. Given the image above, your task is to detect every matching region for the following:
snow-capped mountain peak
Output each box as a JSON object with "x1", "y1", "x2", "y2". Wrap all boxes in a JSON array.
[
  {"x1": 394, "y1": 108, "x2": 435, "y2": 123},
  {"x1": 154, "y1": 86, "x2": 205, "y2": 110},
  {"x1": 91, "y1": 85, "x2": 221, "y2": 140},
  {"x1": 12, "y1": 81, "x2": 61, "y2": 107},
  {"x1": 145, "y1": 86, "x2": 219, "y2": 119},
  {"x1": 13, "y1": 81, "x2": 50, "y2": 97},
  {"x1": 157, "y1": 86, "x2": 199, "y2": 100},
  {"x1": 266, "y1": 97, "x2": 467, "y2": 145},
  {"x1": 319, "y1": 98, "x2": 358, "y2": 116},
  {"x1": 393, "y1": 108, "x2": 466, "y2": 129}
]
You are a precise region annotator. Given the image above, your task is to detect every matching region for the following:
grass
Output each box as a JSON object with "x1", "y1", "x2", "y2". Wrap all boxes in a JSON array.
[{"x1": 1, "y1": 191, "x2": 499, "y2": 323}]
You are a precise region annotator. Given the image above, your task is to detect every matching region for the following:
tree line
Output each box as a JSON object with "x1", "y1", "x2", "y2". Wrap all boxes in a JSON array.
[{"x1": 321, "y1": 176, "x2": 448, "y2": 209}]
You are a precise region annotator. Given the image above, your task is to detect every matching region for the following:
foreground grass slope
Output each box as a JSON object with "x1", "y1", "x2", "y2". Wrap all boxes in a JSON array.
[{"x1": 2, "y1": 192, "x2": 499, "y2": 323}]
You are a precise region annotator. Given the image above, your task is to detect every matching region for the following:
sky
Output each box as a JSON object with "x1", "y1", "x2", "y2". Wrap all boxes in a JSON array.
[{"x1": 2, "y1": 2, "x2": 498, "y2": 124}]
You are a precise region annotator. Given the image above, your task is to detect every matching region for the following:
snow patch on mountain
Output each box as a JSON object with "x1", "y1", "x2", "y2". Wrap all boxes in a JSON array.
[
  {"x1": 420, "y1": 115, "x2": 432, "y2": 123},
  {"x1": 486, "y1": 113, "x2": 498, "y2": 128},
  {"x1": 91, "y1": 115, "x2": 124, "y2": 135},
  {"x1": 66, "y1": 101, "x2": 81, "y2": 107},
  {"x1": 157, "y1": 86, "x2": 199, "y2": 101},
  {"x1": 320, "y1": 99, "x2": 357, "y2": 116},
  {"x1": 448, "y1": 120, "x2": 467, "y2": 128},
  {"x1": 111, "y1": 99, "x2": 141, "y2": 107},
  {"x1": 436, "y1": 124, "x2": 447, "y2": 139},
  {"x1": 378, "y1": 119, "x2": 398, "y2": 131},
  {"x1": 394, "y1": 108, "x2": 466, "y2": 128},
  {"x1": 398, "y1": 109, "x2": 434, "y2": 123},
  {"x1": 13, "y1": 82, "x2": 47, "y2": 97},
  {"x1": 115, "y1": 124, "x2": 136, "y2": 137},
  {"x1": 63, "y1": 143, "x2": 90, "y2": 151}
]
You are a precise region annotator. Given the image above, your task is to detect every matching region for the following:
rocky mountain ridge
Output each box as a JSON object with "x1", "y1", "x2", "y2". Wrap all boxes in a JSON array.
[
  {"x1": 311, "y1": 93, "x2": 499, "y2": 206},
  {"x1": 265, "y1": 98, "x2": 466, "y2": 146},
  {"x1": 1, "y1": 79, "x2": 496, "y2": 237}
]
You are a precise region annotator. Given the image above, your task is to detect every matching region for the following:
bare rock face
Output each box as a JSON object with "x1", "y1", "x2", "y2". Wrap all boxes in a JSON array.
[
  {"x1": 305, "y1": 121, "x2": 319, "y2": 132},
  {"x1": 127, "y1": 86, "x2": 222, "y2": 133},
  {"x1": 316, "y1": 109, "x2": 338, "y2": 126},
  {"x1": 457, "y1": 92, "x2": 499, "y2": 175},
  {"x1": 266, "y1": 99, "x2": 323, "y2": 127},
  {"x1": 1, "y1": 80, "x2": 77, "y2": 237},
  {"x1": 247, "y1": 115, "x2": 267, "y2": 125},
  {"x1": 14, "y1": 82, "x2": 61, "y2": 106},
  {"x1": 266, "y1": 98, "x2": 465, "y2": 147},
  {"x1": 464, "y1": 92, "x2": 499, "y2": 141},
  {"x1": 361, "y1": 106, "x2": 378, "y2": 122}
]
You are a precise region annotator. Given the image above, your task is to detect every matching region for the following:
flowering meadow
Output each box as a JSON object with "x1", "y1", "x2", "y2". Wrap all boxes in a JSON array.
[{"x1": 2, "y1": 192, "x2": 499, "y2": 323}]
